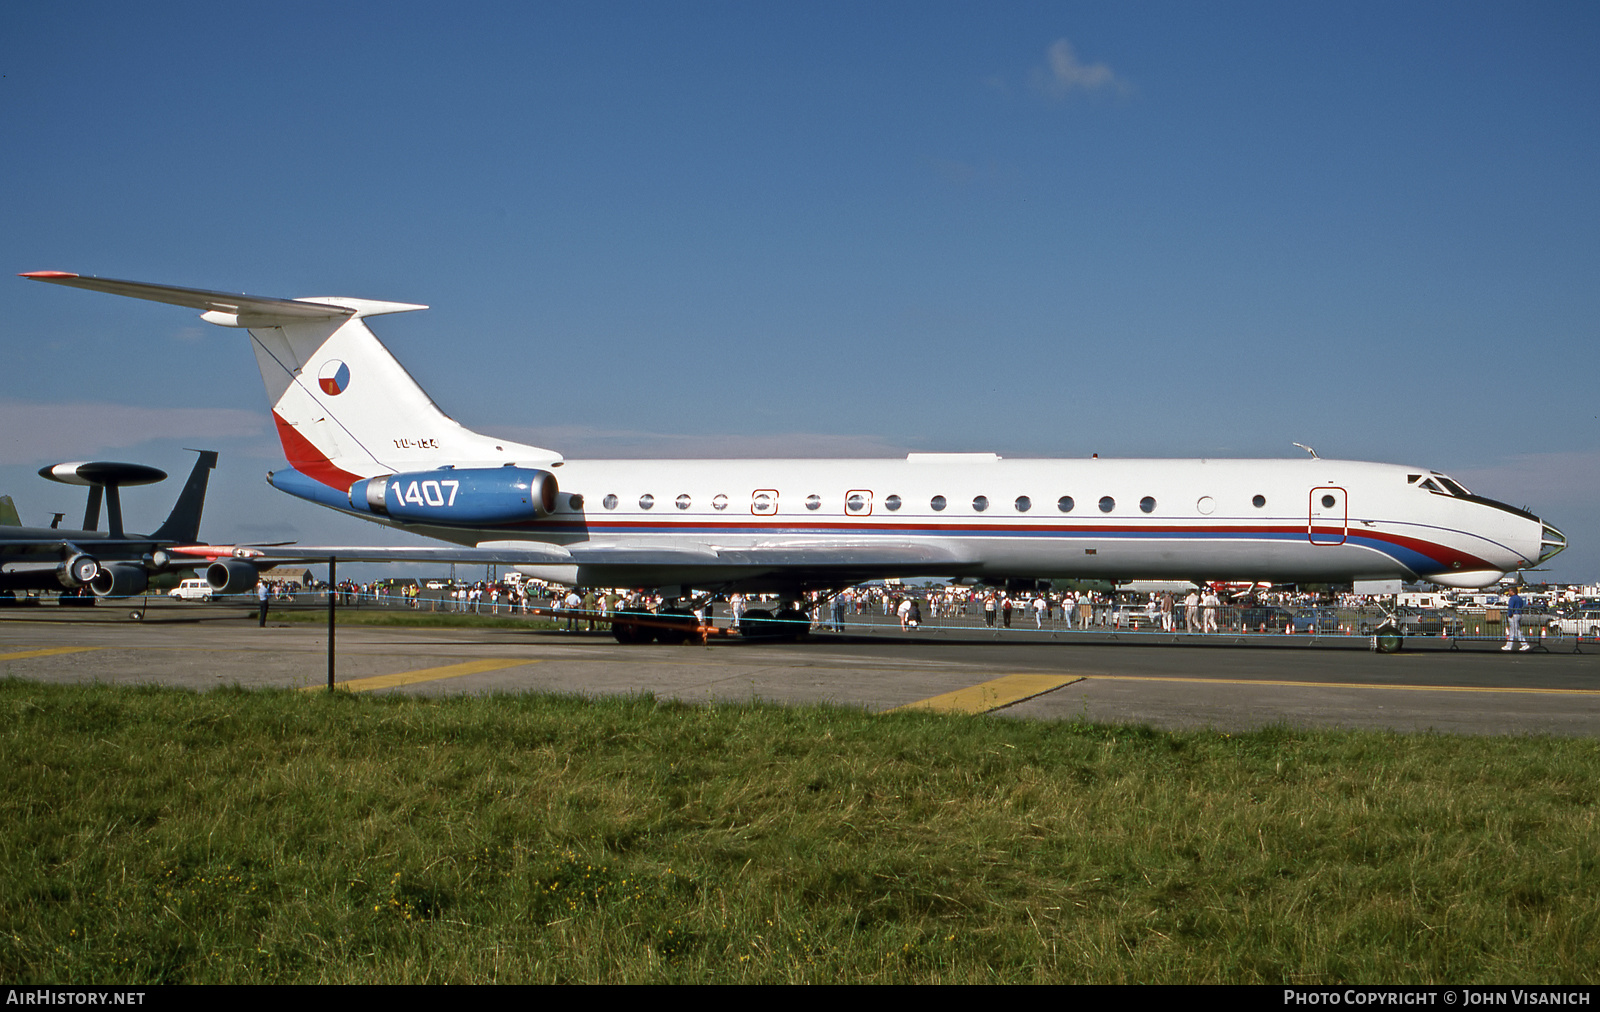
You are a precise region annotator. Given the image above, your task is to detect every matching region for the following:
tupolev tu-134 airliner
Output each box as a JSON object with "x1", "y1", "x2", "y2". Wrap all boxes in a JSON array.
[{"x1": 23, "y1": 271, "x2": 1566, "y2": 603}]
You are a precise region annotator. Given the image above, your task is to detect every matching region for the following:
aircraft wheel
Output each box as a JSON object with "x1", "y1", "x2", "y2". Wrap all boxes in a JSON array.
[
  {"x1": 655, "y1": 607, "x2": 696, "y2": 645},
  {"x1": 1371, "y1": 624, "x2": 1403, "y2": 654},
  {"x1": 612, "y1": 611, "x2": 655, "y2": 644},
  {"x1": 773, "y1": 608, "x2": 811, "y2": 638},
  {"x1": 739, "y1": 608, "x2": 777, "y2": 638}
]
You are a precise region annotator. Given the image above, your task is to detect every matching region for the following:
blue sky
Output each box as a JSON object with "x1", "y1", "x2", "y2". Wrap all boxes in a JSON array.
[{"x1": 4, "y1": 1, "x2": 1596, "y2": 582}]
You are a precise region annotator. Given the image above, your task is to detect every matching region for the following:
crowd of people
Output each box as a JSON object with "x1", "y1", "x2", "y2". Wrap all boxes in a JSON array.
[{"x1": 243, "y1": 575, "x2": 1567, "y2": 650}]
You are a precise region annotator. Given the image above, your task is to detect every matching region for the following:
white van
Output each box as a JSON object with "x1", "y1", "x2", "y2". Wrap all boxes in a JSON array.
[{"x1": 169, "y1": 578, "x2": 213, "y2": 601}]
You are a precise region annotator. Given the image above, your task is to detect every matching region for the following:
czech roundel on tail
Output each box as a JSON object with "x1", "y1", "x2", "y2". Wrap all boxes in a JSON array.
[{"x1": 22, "y1": 272, "x2": 1566, "y2": 604}]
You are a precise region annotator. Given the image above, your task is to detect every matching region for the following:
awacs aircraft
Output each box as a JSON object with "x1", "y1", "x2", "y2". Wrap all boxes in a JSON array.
[
  {"x1": 23, "y1": 272, "x2": 1567, "y2": 612},
  {"x1": 0, "y1": 450, "x2": 218, "y2": 598}
]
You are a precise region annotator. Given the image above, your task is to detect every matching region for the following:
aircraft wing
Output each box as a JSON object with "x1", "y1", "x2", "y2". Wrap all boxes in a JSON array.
[
  {"x1": 177, "y1": 538, "x2": 974, "y2": 585},
  {"x1": 712, "y1": 540, "x2": 969, "y2": 568},
  {"x1": 174, "y1": 543, "x2": 577, "y2": 567}
]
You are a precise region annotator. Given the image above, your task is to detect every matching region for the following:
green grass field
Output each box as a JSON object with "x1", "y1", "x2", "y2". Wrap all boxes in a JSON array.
[{"x1": 2, "y1": 679, "x2": 1596, "y2": 983}]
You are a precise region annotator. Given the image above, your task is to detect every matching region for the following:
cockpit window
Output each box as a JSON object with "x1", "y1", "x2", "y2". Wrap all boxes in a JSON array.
[{"x1": 1415, "y1": 473, "x2": 1473, "y2": 497}]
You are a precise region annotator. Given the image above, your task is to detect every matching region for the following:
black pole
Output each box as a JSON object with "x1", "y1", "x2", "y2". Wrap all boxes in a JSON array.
[{"x1": 327, "y1": 557, "x2": 337, "y2": 691}]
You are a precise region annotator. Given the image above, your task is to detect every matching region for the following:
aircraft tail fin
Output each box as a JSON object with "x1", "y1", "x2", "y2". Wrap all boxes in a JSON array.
[
  {"x1": 0, "y1": 495, "x2": 19, "y2": 527},
  {"x1": 22, "y1": 273, "x2": 563, "y2": 492},
  {"x1": 151, "y1": 449, "x2": 219, "y2": 543}
]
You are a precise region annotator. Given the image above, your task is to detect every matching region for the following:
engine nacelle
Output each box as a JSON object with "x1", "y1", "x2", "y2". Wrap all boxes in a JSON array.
[
  {"x1": 206, "y1": 558, "x2": 262, "y2": 596},
  {"x1": 89, "y1": 563, "x2": 149, "y2": 598},
  {"x1": 58, "y1": 553, "x2": 100, "y2": 588},
  {"x1": 347, "y1": 468, "x2": 559, "y2": 527}
]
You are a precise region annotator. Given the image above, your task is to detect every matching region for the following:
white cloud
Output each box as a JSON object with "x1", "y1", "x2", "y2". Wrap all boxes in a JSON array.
[
  {"x1": 1033, "y1": 38, "x2": 1124, "y2": 98},
  {"x1": 0, "y1": 400, "x2": 266, "y2": 465}
]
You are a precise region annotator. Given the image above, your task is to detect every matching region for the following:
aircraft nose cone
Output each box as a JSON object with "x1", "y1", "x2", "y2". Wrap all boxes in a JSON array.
[{"x1": 1538, "y1": 520, "x2": 1567, "y2": 565}]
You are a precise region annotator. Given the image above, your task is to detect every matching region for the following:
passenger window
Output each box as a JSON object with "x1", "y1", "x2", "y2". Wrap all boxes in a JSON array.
[
  {"x1": 752, "y1": 490, "x2": 777, "y2": 515},
  {"x1": 885, "y1": 495, "x2": 902, "y2": 511},
  {"x1": 972, "y1": 495, "x2": 989, "y2": 512},
  {"x1": 1252, "y1": 494, "x2": 1266, "y2": 508},
  {"x1": 1057, "y1": 496, "x2": 1075, "y2": 513},
  {"x1": 675, "y1": 494, "x2": 691, "y2": 510},
  {"x1": 1099, "y1": 496, "x2": 1115, "y2": 513},
  {"x1": 931, "y1": 495, "x2": 947, "y2": 512},
  {"x1": 1015, "y1": 496, "x2": 1031, "y2": 512},
  {"x1": 639, "y1": 494, "x2": 654, "y2": 510},
  {"x1": 568, "y1": 493, "x2": 585, "y2": 511},
  {"x1": 805, "y1": 494, "x2": 822, "y2": 511},
  {"x1": 603, "y1": 494, "x2": 619, "y2": 510},
  {"x1": 712, "y1": 494, "x2": 729, "y2": 511},
  {"x1": 1139, "y1": 496, "x2": 1155, "y2": 513}
]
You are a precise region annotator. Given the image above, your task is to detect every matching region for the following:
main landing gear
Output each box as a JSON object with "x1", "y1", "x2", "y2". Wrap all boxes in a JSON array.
[
  {"x1": 736, "y1": 607, "x2": 810, "y2": 640},
  {"x1": 610, "y1": 598, "x2": 811, "y2": 643}
]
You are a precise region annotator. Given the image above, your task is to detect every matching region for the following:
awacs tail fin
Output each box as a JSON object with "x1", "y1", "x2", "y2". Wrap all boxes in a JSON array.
[
  {"x1": 150, "y1": 449, "x2": 218, "y2": 543},
  {"x1": 21, "y1": 273, "x2": 562, "y2": 492},
  {"x1": 0, "y1": 495, "x2": 20, "y2": 527}
]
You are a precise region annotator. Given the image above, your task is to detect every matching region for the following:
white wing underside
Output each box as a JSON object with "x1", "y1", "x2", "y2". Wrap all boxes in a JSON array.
[{"x1": 218, "y1": 539, "x2": 970, "y2": 572}]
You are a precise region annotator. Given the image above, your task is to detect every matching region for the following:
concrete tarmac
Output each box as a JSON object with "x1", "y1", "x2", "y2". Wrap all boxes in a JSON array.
[{"x1": 2, "y1": 603, "x2": 1597, "y2": 736}]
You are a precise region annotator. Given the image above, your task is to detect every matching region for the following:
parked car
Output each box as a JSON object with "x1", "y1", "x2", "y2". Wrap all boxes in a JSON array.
[
  {"x1": 1547, "y1": 609, "x2": 1600, "y2": 638},
  {"x1": 1238, "y1": 605, "x2": 1296, "y2": 633},
  {"x1": 1405, "y1": 608, "x2": 1462, "y2": 636},
  {"x1": 168, "y1": 578, "x2": 213, "y2": 602},
  {"x1": 1292, "y1": 606, "x2": 1341, "y2": 635}
]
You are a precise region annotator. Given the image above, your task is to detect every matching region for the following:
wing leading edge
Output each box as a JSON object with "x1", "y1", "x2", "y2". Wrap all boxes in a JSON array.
[{"x1": 179, "y1": 538, "x2": 973, "y2": 588}]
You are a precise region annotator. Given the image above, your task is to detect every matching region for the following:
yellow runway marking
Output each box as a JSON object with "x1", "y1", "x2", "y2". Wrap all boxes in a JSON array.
[
  {"x1": 0, "y1": 647, "x2": 103, "y2": 661},
  {"x1": 891, "y1": 673, "x2": 1082, "y2": 715},
  {"x1": 304, "y1": 658, "x2": 537, "y2": 693},
  {"x1": 1085, "y1": 675, "x2": 1600, "y2": 697}
]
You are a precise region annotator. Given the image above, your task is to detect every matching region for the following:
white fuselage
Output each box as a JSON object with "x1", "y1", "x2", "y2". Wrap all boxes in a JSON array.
[{"x1": 385, "y1": 455, "x2": 1548, "y2": 589}]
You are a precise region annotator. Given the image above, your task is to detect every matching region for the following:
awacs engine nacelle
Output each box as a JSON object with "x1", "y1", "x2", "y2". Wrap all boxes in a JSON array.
[
  {"x1": 89, "y1": 563, "x2": 149, "y2": 598},
  {"x1": 348, "y1": 468, "x2": 559, "y2": 527},
  {"x1": 206, "y1": 559, "x2": 262, "y2": 596}
]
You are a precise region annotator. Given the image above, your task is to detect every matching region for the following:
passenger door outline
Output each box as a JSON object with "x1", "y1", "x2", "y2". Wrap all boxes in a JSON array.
[{"x1": 1308, "y1": 487, "x2": 1347, "y2": 546}]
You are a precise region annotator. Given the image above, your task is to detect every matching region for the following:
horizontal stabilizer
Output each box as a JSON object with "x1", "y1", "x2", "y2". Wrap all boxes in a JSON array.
[{"x1": 21, "y1": 272, "x2": 426, "y2": 327}]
